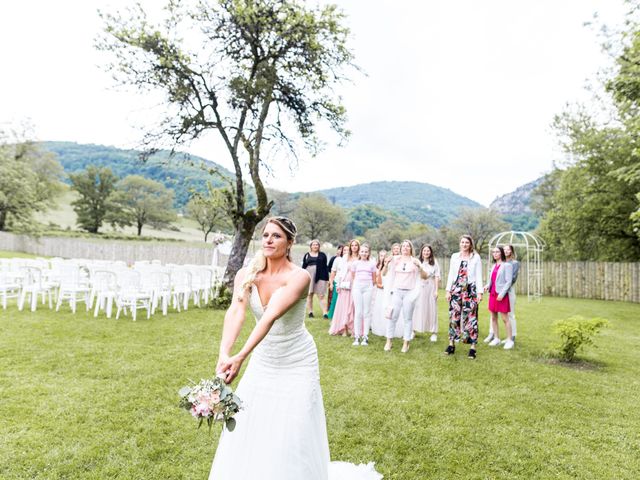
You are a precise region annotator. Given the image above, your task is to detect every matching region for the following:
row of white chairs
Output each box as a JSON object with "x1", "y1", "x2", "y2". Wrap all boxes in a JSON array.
[{"x1": 0, "y1": 257, "x2": 225, "y2": 321}]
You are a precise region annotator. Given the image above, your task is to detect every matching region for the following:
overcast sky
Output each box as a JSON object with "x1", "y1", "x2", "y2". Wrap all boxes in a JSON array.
[{"x1": 0, "y1": 0, "x2": 628, "y2": 206}]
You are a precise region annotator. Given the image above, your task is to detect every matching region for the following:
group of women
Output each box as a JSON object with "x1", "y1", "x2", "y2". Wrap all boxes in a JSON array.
[{"x1": 302, "y1": 236, "x2": 520, "y2": 358}]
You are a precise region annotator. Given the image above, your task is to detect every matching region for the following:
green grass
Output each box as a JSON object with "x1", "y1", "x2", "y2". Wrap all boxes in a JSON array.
[{"x1": 0, "y1": 295, "x2": 638, "y2": 479}]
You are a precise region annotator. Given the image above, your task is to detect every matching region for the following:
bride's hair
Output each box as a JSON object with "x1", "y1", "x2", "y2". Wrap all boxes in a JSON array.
[{"x1": 241, "y1": 216, "x2": 298, "y2": 293}]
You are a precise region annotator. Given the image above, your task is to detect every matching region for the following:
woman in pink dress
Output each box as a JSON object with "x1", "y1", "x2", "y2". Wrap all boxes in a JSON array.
[
  {"x1": 484, "y1": 246, "x2": 514, "y2": 350},
  {"x1": 328, "y1": 239, "x2": 359, "y2": 336}
]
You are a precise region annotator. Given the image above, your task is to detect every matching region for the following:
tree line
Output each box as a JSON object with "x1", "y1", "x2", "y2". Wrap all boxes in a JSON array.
[
  {"x1": 531, "y1": 4, "x2": 640, "y2": 262},
  {"x1": 0, "y1": 139, "x2": 507, "y2": 254}
]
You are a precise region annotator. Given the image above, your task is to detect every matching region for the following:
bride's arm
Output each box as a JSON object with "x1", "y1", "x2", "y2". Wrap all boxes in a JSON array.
[
  {"x1": 216, "y1": 268, "x2": 250, "y2": 372},
  {"x1": 219, "y1": 269, "x2": 310, "y2": 383}
]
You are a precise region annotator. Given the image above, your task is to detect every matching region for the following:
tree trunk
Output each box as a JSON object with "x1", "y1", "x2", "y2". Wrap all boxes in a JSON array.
[
  {"x1": 204, "y1": 230, "x2": 209, "y2": 243},
  {"x1": 0, "y1": 210, "x2": 6, "y2": 231},
  {"x1": 224, "y1": 216, "x2": 259, "y2": 289},
  {"x1": 137, "y1": 222, "x2": 143, "y2": 236}
]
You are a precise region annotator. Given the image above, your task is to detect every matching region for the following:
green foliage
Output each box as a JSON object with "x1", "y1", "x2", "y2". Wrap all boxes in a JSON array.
[
  {"x1": 0, "y1": 131, "x2": 64, "y2": 232},
  {"x1": 447, "y1": 207, "x2": 510, "y2": 255},
  {"x1": 320, "y1": 181, "x2": 481, "y2": 227},
  {"x1": 109, "y1": 175, "x2": 177, "y2": 236},
  {"x1": 99, "y1": 0, "x2": 356, "y2": 286},
  {"x1": 554, "y1": 315, "x2": 609, "y2": 362},
  {"x1": 186, "y1": 184, "x2": 232, "y2": 242},
  {"x1": 69, "y1": 165, "x2": 121, "y2": 234},
  {"x1": 535, "y1": 111, "x2": 640, "y2": 260},
  {"x1": 41, "y1": 141, "x2": 233, "y2": 209},
  {"x1": 346, "y1": 204, "x2": 408, "y2": 237},
  {"x1": 292, "y1": 194, "x2": 347, "y2": 243},
  {"x1": 536, "y1": 9, "x2": 640, "y2": 260},
  {"x1": 501, "y1": 213, "x2": 539, "y2": 231},
  {"x1": 209, "y1": 284, "x2": 233, "y2": 310}
]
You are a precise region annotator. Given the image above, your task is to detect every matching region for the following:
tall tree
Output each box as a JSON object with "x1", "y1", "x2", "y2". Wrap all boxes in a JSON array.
[
  {"x1": 69, "y1": 166, "x2": 120, "y2": 234},
  {"x1": 186, "y1": 184, "x2": 231, "y2": 242},
  {"x1": 448, "y1": 208, "x2": 509, "y2": 255},
  {"x1": 364, "y1": 219, "x2": 407, "y2": 250},
  {"x1": 110, "y1": 175, "x2": 177, "y2": 236},
  {"x1": 99, "y1": 0, "x2": 355, "y2": 286},
  {"x1": 0, "y1": 128, "x2": 63, "y2": 232},
  {"x1": 292, "y1": 194, "x2": 346, "y2": 243},
  {"x1": 535, "y1": 5, "x2": 640, "y2": 259}
]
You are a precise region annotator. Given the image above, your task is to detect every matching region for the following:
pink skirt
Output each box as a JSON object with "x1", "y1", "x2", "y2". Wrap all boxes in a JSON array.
[
  {"x1": 488, "y1": 284, "x2": 510, "y2": 313},
  {"x1": 328, "y1": 288, "x2": 354, "y2": 335}
]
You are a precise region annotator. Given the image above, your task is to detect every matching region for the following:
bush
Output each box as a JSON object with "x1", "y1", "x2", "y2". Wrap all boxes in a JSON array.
[
  {"x1": 210, "y1": 283, "x2": 232, "y2": 310},
  {"x1": 554, "y1": 316, "x2": 609, "y2": 362}
]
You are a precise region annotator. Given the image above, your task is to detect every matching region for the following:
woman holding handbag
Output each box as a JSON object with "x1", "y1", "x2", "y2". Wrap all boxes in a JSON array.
[
  {"x1": 328, "y1": 239, "x2": 359, "y2": 336},
  {"x1": 327, "y1": 245, "x2": 345, "y2": 319}
]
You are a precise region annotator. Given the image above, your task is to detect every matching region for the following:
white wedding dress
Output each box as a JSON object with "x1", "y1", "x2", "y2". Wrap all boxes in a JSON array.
[{"x1": 209, "y1": 287, "x2": 382, "y2": 480}]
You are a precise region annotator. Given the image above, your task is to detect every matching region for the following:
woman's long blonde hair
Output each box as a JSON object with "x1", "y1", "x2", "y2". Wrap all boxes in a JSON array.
[{"x1": 241, "y1": 217, "x2": 298, "y2": 293}]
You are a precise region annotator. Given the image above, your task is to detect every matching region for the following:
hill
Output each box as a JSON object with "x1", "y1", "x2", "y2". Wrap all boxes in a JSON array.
[
  {"x1": 40, "y1": 142, "x2": 510, "y2": 229},
  {"x1": 489, "y1": 177, "x2": 544, "y2": 230},
  {"x1": 316, "y1": 181, "x2": 481, "y2": 227},
  {"x1": 40, "y1": 141, "x2": 234, "y2": 208}
]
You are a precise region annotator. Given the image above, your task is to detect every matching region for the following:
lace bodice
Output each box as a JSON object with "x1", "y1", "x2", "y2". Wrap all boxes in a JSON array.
[
  {"x1": 249, "y1": 287, "x2": 307, "y2": 336},
  {"x1": 248, "y1": 287, "x2": 313, "y2": 368}
]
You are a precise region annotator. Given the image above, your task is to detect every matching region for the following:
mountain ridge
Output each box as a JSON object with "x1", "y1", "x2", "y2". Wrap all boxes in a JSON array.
[{"x1": 40, "y1": 141, "x2": 532, "y2": 229}]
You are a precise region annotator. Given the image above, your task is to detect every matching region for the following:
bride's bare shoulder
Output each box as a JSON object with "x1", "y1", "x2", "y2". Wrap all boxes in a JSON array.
[{"x1": 286, "y1": 266, "x2": 311, "y2": 289}]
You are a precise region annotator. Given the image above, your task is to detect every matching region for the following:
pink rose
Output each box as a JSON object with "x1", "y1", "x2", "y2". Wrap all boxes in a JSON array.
[{"x1": 195, "y1": 402, "x2": 212, "y2": 417}]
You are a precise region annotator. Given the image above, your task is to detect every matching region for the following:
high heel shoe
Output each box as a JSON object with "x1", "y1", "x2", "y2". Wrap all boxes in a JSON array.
[
  {"x1": 401, "y1": 343, "x2": 409, "y2": 353},
  {"x1": 444, "y1": 345, "x2": 455, "y2": 355},
  {"x1": 383, "y1": 342, "x2": 392, "y2": 352}
]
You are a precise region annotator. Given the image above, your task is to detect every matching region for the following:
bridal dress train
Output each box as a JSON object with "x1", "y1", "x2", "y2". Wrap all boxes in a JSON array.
[{"x1": 209, "y1": 288, "x2": 382, "y2": 480}]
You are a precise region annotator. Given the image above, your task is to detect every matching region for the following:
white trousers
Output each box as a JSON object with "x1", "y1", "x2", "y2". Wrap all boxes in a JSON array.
[
  {"x1": 508, "y1": 287, "x2": 517, "y2": 337},
  {"x1": 387, "y1": 289, "x2": 416, "y2": 341},
  {"x1": 352, "y1": 283, "x2": 373, "y2": 338}
]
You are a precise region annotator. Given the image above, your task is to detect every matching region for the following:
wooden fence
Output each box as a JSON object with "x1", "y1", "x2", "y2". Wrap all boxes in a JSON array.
[
  {"x1": 1, "y1": 232, "x2": 639, "y2": 302},
  {"x1": 0, "y1": 232, "x2": 227, "y2": 267},
  {"x1": 436, "y1": 256, "x2": 640, "y2": 303}
]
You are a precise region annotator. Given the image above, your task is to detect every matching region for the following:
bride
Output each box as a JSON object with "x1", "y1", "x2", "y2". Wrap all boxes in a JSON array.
[{"x1": 210, "y1": 217, "x2": 382, "y2": 480}]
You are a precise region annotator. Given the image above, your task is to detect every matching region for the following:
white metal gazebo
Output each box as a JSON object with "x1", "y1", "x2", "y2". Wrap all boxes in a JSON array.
[{"x1": 487, "y1": 231, "x2": 545, "y2": 302}]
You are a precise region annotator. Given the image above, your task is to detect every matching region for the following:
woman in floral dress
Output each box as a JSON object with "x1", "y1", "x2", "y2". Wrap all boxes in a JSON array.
[{"x1": 444, "y1": 235, "x2": 483, "y2": 359}]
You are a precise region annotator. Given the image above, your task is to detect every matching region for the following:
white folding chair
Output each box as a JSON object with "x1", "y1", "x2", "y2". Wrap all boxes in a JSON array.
[
  {"x1": 90, "y1": 270, "x2": 118, "y2": 318},
  {"x1": 18, "y1": 267, "x2": 56, "y2": 312},
  {"x1": 170, "y1": 268, "x2": 193, "y2": 312},
  {"x1": 0, "y1": 271, "x2": 21, "y2": 309},
  {"x1": 150, "y1": 271, "x2": 172, "y2": 316},
  {"x1": 115, "y1": 270, "x2": 152, "y2": 321},
  {"x1": 55, "y1": 265, "x2": 91, "y2": 314}
]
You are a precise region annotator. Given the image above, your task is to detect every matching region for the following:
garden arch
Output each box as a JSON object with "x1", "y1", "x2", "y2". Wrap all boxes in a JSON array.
[{"x1": 487, "y1": 231, "x2": 545, "y2": 302}]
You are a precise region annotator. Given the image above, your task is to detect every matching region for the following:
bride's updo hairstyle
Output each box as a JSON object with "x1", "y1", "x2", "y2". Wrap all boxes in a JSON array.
[{"x1": 241, "y1": 216, "x2": 298, "y2": 293}]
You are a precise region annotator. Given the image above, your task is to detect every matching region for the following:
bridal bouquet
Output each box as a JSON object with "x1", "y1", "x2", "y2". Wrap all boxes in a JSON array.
[{"x1": 179, "y1": 376, "x2": 243, "y2": 432}]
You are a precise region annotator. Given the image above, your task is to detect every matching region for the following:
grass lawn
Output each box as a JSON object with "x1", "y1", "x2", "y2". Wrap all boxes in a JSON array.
[{"x1": 0, "y1": 295, "x2": 638, "y2": 479}]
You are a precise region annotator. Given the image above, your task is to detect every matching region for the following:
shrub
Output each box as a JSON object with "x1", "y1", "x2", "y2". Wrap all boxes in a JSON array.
[
  {"x1": 554, "y1": 316, "x2": 609, "y2": 362},
  {"x1": 210, "y1": 283, "x2": 232, "y2": 310}
]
